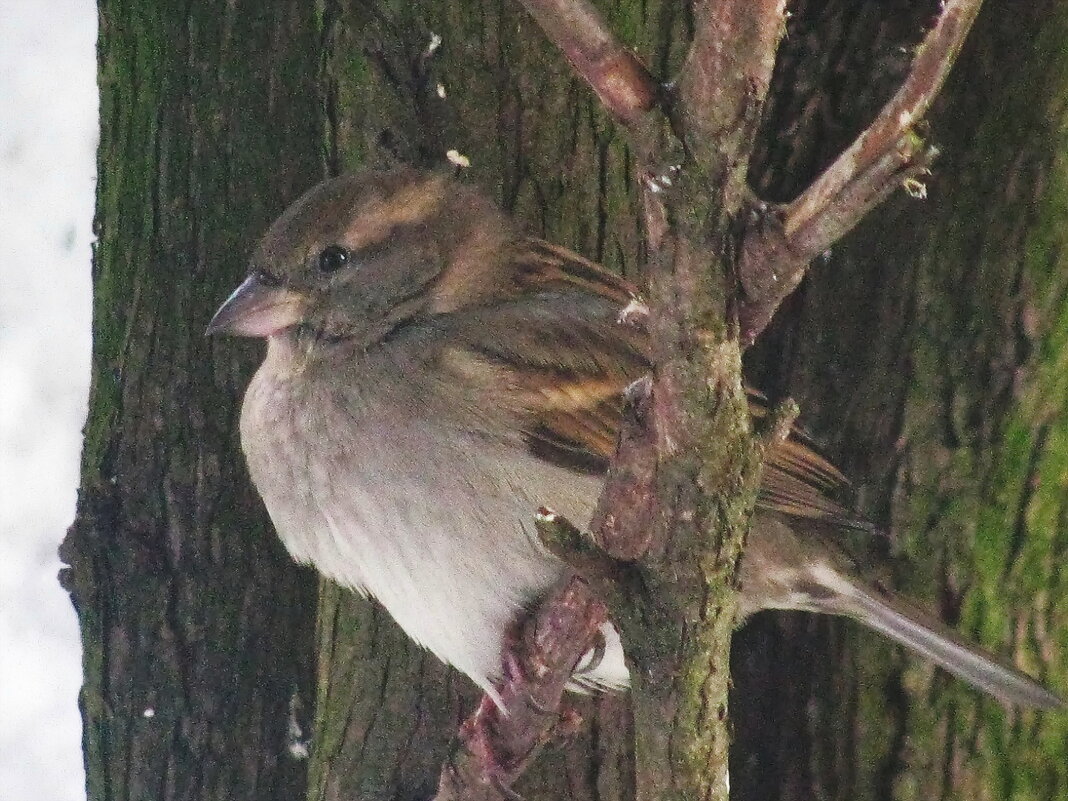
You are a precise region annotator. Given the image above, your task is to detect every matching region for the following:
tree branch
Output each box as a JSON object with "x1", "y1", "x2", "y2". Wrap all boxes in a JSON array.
[
  {"x1": 434, "y1": 577, "x2": 607, "y2": 801},
  {"x1": 518, "y1": 0, "x2": 658, "y2": 126},
  {"x1": 535, "y1": 509, "x2": 632, "y2": 587},
  {"x1": 737, "y1": 0, "x2": 983, "y2": 342},
  {"x1": 677, "y1": 0, "x2": 787, "y2": 170}
]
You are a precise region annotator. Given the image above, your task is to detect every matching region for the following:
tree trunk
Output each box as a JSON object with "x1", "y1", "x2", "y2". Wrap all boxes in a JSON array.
[
  {"x1": 62, "y1": 3, "x2": 325, "y2": 800},
  {"x1": 68, "y1": 1, "x2": 1065, "y2": 800},
  {"x1": 738, "y1": 1, "x2": 1068, "y2": 799}
]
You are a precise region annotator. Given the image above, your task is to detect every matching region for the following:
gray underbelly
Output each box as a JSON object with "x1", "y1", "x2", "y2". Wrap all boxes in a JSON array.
[{"x1": 247, "y1": 410, "x2": 603, "y2": 691}]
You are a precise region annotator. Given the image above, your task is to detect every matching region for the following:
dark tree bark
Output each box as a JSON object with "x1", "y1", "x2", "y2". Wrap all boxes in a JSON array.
[
  {"x1": 67, "y1": 1, "x2": 1065, "y2": 800},
  {"x1": 738, "y1": 1, "x2": 1068, "y2": 799},
  {"x1": 62, "y1": 4, "x2": 325, "y2": 800}
]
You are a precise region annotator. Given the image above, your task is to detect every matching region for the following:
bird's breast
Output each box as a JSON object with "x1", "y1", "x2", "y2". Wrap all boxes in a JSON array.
[{"x1": 237, "y1": 345, "x2": 600, "y2": 691}]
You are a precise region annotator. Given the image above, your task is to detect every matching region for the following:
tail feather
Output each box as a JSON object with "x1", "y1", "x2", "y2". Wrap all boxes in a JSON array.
[{"x1": 828, "y1": 574, "x2": 1063, "y2": 710}]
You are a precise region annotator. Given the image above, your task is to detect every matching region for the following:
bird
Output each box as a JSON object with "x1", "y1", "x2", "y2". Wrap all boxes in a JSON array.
[{"x1": 207, "y1": 167, "x2": 1062, "y2": 710}]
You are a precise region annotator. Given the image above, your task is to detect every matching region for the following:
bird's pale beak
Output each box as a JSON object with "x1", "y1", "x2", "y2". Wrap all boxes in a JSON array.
[{"x1": 205, "y1": 273, "x2": 307, "y2": 337}]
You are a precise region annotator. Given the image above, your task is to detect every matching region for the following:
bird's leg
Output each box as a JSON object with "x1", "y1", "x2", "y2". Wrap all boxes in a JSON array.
[
  {"x1": 447, "y1": 620, "x2": 563, "y2": 788},
  {"x1": 500, "y1": 618, "x2": 563, "y2": 718},
  {"x1": 437, "y1": 577, "x2": 606, "y2": 799}
]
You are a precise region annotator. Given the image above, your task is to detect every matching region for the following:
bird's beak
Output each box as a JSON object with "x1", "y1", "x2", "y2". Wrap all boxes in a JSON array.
[{"x1": 205, "y1": 273, "x2": 308, "y2": 337}]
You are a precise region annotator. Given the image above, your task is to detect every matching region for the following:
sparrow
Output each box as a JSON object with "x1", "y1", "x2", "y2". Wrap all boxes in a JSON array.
[{"x1": 207, "y1": 167, "x2": 1062, "y2": 710}]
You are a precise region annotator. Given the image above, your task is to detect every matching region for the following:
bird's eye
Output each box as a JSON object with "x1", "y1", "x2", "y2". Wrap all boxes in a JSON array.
[{"x1": 318, "y1": 245, "x2": 350, "y2": 273}]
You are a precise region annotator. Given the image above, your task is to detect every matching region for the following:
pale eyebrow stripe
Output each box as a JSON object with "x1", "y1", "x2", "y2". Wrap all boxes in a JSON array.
[{"x1": 343, "y1": 177, "x2": 448, "y2": 250}]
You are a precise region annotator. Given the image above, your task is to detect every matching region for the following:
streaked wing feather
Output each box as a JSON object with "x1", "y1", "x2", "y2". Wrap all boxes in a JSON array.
[
  {"x1": 513, "y1": 239, "x2": 635, "y2": 307},
  {"x1": 451, "y1": 236, "x2": 862, "y2": 526}
]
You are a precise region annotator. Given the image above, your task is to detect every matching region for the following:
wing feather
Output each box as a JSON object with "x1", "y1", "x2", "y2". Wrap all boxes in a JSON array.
[{"x1": 443, "y1": 236, "x2": 863, "y2": 527}]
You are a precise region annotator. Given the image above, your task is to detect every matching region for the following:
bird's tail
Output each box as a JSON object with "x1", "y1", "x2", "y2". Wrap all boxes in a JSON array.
[{"x1": 817, "y1": 568, "x2": 1064, "y2": 710}]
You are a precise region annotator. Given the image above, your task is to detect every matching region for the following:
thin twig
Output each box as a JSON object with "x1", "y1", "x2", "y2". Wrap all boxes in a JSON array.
[
  {"x1": 788, "y1": 136, "x2": 937, "y2": 259},
  {"x1": 739, "y1": 136, "x2": 938, "y2": 340},
  {"x1": 785, "y1": 0, "x2": 982, "y2": 240},
  {"x1": 736, "y1": 0, "x2": 982, "y2": 342},
  {"x1": 535, "y1": 509, "x2": 630, "y2": 586},
  {"x1": 758, "y1": 397, "x2": 800, "y2": 451}
]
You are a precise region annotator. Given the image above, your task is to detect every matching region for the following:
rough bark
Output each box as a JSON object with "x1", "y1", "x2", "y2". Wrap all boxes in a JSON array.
[
  {"x1": 739, "y1": 0, "x2": 1068, "y2": 799},
  {"x1": 63, "y1": 3, "x2": 324, "y2": 799}
]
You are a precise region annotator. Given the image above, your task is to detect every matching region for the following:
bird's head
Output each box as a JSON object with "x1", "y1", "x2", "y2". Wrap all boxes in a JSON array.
[{"x1": 206, "y1": 168, "x2": 513, "y2": 347}]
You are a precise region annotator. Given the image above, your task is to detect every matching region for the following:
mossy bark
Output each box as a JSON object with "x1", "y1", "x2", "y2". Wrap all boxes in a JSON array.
[
  {"x1": 886, "y1": 4, "x2": 1067, "y2": 797},
  {"x1": 739, "y1": 1, "x2": 1068, "y2": 799},
  {"x1": 64, "y1": 3, "x2": 325, "y2": 799}
]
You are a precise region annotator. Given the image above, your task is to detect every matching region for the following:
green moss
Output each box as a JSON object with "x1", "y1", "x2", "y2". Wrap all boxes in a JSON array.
[{"x1": 894, "y1": 6, "x2": 1068, "y2": 799}]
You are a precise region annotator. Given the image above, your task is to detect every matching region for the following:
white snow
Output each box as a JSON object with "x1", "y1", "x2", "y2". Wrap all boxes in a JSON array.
[{"x1": 0, "y1": 1, "x2": 97, "y2": 799}]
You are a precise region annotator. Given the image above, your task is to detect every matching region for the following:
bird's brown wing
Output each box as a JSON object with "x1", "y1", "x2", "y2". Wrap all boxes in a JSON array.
[
  {"x1": 744, "y1": 388, "x2": 867, "y2": 528},
  {"x1": 444, "y1": 236, "x2": 861, "y2": 526}
]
